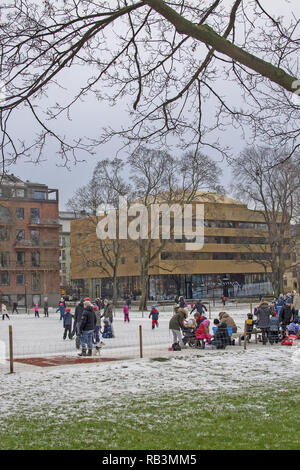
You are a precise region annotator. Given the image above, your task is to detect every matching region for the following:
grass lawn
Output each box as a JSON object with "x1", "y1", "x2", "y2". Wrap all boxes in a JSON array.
[{"x1": 1, "y1": 382, "x2": 299, "y2": 450}]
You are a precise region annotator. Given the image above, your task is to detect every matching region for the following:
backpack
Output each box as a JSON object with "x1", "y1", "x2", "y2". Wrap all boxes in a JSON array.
[{"x1": 172, "y1": 342, "x2": 181, "y2": 351}]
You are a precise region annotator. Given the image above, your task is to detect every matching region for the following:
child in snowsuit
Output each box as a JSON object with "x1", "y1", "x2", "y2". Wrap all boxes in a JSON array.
[
  {"x1": 195, "y1": 319, "x2": 212, "y2": 344},
  {"x1": 211, "y1": 320, "x2": 229, "y2": 349},
  {"x1": 123, "y1": 304, "x2": 130, "y2": 323},
  {"x1": 246, "y1": 313, "x2": 254, "y2": 342},
  {"x1": 63, "y1": 308, "x2": 73, "y2": 339},
  {"x1": 34, "y1": 304, "x2": 39, "y2": 318},
  {"x1": 56, "y1": 302, "x2": 65, "y2": 320},
  {"x1": 149, "y1": 306, "x2": 159, "y2": 329},
  {"x1": 269, "y1": 312, "x2": 280, "y2": 344}
]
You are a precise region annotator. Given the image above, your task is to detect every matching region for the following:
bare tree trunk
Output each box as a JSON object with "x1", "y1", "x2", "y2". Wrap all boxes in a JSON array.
[{"x1": 139, "y1": 269, "x2": 149, "y2": 311}]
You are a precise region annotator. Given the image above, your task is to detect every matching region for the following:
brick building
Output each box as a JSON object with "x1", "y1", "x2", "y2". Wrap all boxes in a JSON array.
[{"x1": 0, "y1": 174, "x2": 60, "y2": 308}]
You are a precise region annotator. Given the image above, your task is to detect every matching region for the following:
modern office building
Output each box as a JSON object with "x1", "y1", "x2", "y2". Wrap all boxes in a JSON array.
[
  {"x1": 70, "y1": 192, "x2": 290, "y2": 300},
  {"x1": 0, "y1": 174, "x2": 60, "y2": 307}
]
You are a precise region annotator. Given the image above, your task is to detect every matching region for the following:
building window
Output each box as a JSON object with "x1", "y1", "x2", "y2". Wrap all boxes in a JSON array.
[
  {"x1": 121, "y1": 257, "x2": 125, "y2": 264},
  {"x1": 134, "y1": 256, "x2": 138, "y2": 263},
  {"x1": 0, "y1": 228, "x2": 10, "y2": 241},
  {"x1": 32, "y1": 272, "x2": 41, "y2": 290},
  {"x1": 61, "y1": 250, "x2": 66, "y2": 261},
  {"x1": 31, "y1": 251, "x2": 40, "y2": 267},
  {"x1": 0, "y1": 272, "x2": 9, "y2": 285},
  {"x1": 30, "y1": 208, "x2": 40, "y2": 224},
  {"x1": 16, "y1": 229, "x2": 25, "y2": 242},
  {"x1": 16, "y1": 208, "x2": 24, "y2": 220},
  {"x1": 16, "y1": 273, "x2": 25, "y2": 286},
  {"x1": 16, "y1": 251, "x2": 25, "y2": 266},
  {"x1": 0, "y1": 206, "x2": 10, "y2": 223},
  {"x1": 212, "y1": 253, "x2": 236, "y2": 260},
  {"x1": 34, "y1": 191, "x2": 46, "y2": 200},
  {"x1": 77, "y1": 233, "x2": 82, "y2": 239},
  {"x1": 0, "y1": 252, "x2": 10, "y2": 267},
  {"x1": 13, "y1": 188, "x2": 25, "y2": 198},
  {"x1": 30, "y1": 230, "x2": 40, "y2": 246}
]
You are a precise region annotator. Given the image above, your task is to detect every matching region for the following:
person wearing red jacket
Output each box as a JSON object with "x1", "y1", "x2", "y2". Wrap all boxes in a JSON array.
[
  {"x1": 149, "y1": 306, "x2": 159, "y2": 329},
  {"x1": 195, "y1": 319, "x2": 212, "y2": 343}
]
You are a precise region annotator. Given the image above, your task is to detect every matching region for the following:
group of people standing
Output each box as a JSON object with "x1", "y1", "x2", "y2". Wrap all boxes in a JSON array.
[{"x1": 66, "y1": 297, "x2": 114, "y2": 356}]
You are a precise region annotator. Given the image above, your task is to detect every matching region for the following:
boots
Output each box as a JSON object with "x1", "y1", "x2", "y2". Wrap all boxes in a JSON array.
[
  {"x1": 78, "y1": 348, "x2": 86, "y2": 357},
  {"x1": 87, "y1": 349, "x2": 92, "y2": 357}
]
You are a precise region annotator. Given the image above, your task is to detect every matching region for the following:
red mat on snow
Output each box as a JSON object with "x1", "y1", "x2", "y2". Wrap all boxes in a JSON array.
[{"x1": 12, "y1": 356, "x2": 125, "y2": 367}]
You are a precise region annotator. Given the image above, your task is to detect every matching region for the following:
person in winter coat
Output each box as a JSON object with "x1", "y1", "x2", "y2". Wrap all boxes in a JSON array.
[
  {"x1": 279, "y1": 303, "x2": 294, "y2": 335},
  {"x1": 1, "y1": 304, "x2": 10, "y2": 320},
  {"x1": 63, "y1": 308, "x2": 73, "y2": 340},
  {"x1": 78, "y1": 301, "x2": 97, "y2": 356},
  {"x1": 169, "y1": 307, "x2": 188, "y2": 347},
  {"x1": 56, "y1": 302, "x2": 65, "y2": 320},
  {"x1": 72, "y1": 300, "x2": 84, "y2": 347},
  {"x1": 211, "y1": 320, "x2": 229, "y2": 349},
  {"x1": 218, "y1": 312, "x2": 237, "y2": 333},
  {"x1": 43, "y1": 298, "x2": 49, "y2": 317},
  {"x1": 190, "y1": 300, "x2": 207, "y2": 315},
  {"x1": 255, "y1": 301, "x2": 272, "y2": 345},
  {"x1": 195, "y1": 319, "x2": 212, "y2": 343},
  {"x1": 12, "y1": 301, "x2": 19, "y2": 314},
  {"x1": 269, "y1": 312, "x2": 280, "y2": 344},
  {"x1": 93, "y1": 305, "x2": 102, "y2": 347},
  {"x1": 101, "y1": 300, "x2": 114, "y2": 337},
  {"x1": 101, "y1": 300, "x2": 113, "y2": 324},
  {"x1": 149, "y1": 306, "x2": 159, "y2": 329},
  {"x1": 123, "y1": 304, "x2": 130, "y2": 323},
  {"x1": 33, "y1": 304, "x2": 40, "y2": 318}
]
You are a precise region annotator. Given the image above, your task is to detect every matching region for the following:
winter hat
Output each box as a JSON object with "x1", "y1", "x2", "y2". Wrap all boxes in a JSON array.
[
  {"x1": 66, "y1": 308, "x2": 71, "y2": 313},
  {"x1": 84, "y1": 297, "x2": 91, "y2": 302},
  {"x1": 203, "y1": 319, "x2": 210, "y2": 326},
  {"x1": 59, "y1": 303, "x2": 63, "y2": 306},
  {"x1": 213, "y1": 319, "x2": 220, "y2": 325},
  {"x1": 93, "y1": 305, "x2": 98, "y2": 311},
  {"x1": 151, "y1": 305, "x2": 156, "y2": 309}
]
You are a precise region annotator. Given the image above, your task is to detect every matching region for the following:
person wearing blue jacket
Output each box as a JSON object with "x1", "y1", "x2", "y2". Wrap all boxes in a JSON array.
[
  {"x1": 63, "y1": 308, "x2": 73, "y2": 340},
  {"x1": 56, "y1": 302, "x2": 65, "y2": 320},
  {"x1": 269, "y1": 312, "x2": 280, "y2": 344}
]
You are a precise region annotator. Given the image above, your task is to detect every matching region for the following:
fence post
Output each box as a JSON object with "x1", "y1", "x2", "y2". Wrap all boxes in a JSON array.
[
  {"x1": 250, "y1": 303, "x2": 253, "y2": 314},
  {"x1": 139, "y1": 325, "x2": 143, "y2": 359},
  {"x1": 9, "y1": 325, "x2": 14, "y2": 374},
  {"x1": 243, "y1": 321, "x2": 247, "y2": 351},
  {"x1": 208, "y1": 301, "x2": 211, "y2": 319}
]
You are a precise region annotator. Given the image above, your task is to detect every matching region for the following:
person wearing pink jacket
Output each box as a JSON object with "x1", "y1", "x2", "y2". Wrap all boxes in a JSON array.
[{"x1": 123, "y1": 304, "x2": 130, "y2": 322}]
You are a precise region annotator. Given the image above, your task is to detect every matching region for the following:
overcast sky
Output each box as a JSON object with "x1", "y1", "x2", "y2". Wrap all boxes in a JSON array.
[{"x1": 5, "y1": 0, "x2": 300, "y2": 210}]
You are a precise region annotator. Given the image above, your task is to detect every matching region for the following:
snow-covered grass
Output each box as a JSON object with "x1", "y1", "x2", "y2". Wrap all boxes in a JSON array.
[{"x1": 1, "y1": 303, "x2": 300, "y2": 449}]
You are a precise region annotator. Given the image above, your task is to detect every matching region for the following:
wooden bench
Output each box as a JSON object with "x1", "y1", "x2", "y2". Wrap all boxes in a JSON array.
[{"x1": 234, "y1": 329, "x2": 263, "y2": 346}]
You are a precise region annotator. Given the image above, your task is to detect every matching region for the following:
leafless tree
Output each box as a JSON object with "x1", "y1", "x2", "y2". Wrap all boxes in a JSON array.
[
  {"x1": 67, "y1": 158, "x2": 130, "y2": 305},
  {"x1": 69, "y1": 147, "x2": 223, "y2": 309},
  {"x1": 232, "y1": 147, "x2": 300, "y2": 296},
  {"x1": 0, "y1": 1, "x2": 299, "y2": 169}
]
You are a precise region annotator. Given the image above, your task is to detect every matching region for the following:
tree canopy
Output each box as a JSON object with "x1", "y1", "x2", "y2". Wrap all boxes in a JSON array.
[{"x1": 0, "y1": 0, "x2": 299, "y2": 167}]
